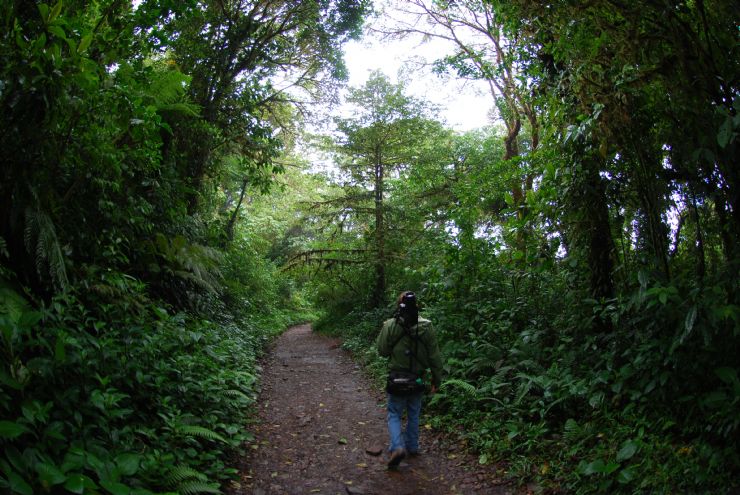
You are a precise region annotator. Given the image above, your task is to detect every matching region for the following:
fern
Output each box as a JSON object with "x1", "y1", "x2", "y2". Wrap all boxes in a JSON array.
[
  {"x1": 222, "y1": 389, "x2": 250, "y2": 400},
  {"x1": 514, "y1": 373, "x2": 535, "y2": 405},
  {"x1": 178, "y1": 425, "x2": 227, "y2": 443},
  {"x1": 442, "y1": 378, "x2": 477, "y2": 396},
  {"x1": 149, "y1": 69, "x2": 190, "y2": 104},
  {"x1": 177, "y1": 242, "x2": 223, "y2": 293},
  {"x1": 493, "y1": 365, "x2": 513, "y2": 382},
  {"x1": 151, "y1": 234, "x2": 223, "y2": 294},
  {"x1": 177, "y1": 480, "x2": 221, "y2": 495},
  {"x1": 165, "y1": 465, "x2": 207, "y2": 486},
  {"x1": 158, "y1": 102, "x2": 200, "y2": 117},
  {"x1": 24, "y1": 205, "x2": 69, "y2": 291},
  {"x1": 145, "y1": 66, "x2": 201, "y2": 118},
  {"x1": 477, "y1": 378, "x2": 509, "y2": 396},
  {"x1": 563, "y1": 418, "x2": 581, "y2": 443}
]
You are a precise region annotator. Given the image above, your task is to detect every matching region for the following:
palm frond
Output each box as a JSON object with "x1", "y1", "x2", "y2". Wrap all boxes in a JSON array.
[{"x1": 24, "y1": 206, "x2": 69, "y2": 291}]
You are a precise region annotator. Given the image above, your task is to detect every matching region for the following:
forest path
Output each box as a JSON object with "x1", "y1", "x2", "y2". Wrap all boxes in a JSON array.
[{"x1": 230, "y1": 324, "x2": 513, "y2": 495}]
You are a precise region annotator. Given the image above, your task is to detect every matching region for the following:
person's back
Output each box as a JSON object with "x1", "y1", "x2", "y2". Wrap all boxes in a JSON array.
[
  {"x1": 376, "y1": 291, "x2": 443, "y2": 469},
  {"x1": 377, "y1": 316, "x2": 442, "y2": 388}
]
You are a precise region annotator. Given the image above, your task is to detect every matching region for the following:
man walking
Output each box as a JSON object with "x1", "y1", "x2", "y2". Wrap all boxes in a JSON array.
[{"x1": 376, "y1": 291, "x2": 444, "y2": 468}]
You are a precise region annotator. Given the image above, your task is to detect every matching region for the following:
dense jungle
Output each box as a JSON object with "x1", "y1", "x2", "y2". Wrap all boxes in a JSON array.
[{"x1": 0, "y1": 0, "x2": 738, "y2": 493}]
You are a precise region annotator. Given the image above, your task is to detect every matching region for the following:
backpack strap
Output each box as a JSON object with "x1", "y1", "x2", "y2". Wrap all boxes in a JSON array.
[
  {"x1": 388, "y1": 318, "x2": 408, "y2": 354},
  {"x1": 389, "y1": 318, "x2": 430, "y2": 375}
]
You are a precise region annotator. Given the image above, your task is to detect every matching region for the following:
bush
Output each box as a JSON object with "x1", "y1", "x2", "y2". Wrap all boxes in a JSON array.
[{"x1": 0, "y1": 266, "x2": 285, "y2": 494}]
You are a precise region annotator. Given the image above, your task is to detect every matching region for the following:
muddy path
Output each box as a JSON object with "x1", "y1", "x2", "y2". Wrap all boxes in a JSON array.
[{"x1": 230, "y1": 324, "x2": 514, "y2": 495}]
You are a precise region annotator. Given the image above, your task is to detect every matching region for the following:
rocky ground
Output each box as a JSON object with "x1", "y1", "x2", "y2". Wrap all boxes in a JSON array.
[{"x1": 229, "y1": 324, "x2": 517, "y2": 495}]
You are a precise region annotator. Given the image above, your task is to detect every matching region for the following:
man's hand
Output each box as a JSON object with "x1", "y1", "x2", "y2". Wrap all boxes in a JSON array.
[{"x1": 430, "y1": 384, "x2": 438, "y2": 395}]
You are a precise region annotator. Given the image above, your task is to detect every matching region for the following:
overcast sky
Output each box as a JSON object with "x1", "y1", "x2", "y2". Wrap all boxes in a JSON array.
[
  {"x1": 336, "y1": 0, "x2": 496, "y2": 133},
  {"x1": 340, "y1": 33, "x2": 493, "y2": 131}
]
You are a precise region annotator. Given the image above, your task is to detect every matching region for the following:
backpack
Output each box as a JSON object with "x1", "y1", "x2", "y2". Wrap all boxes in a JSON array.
[{"x1": 386, "y1": 293, "x2": 426, "y2": 395}]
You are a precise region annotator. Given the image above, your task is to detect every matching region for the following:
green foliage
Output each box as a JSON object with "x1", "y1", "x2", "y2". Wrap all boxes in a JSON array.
[
  {"x1": 141, "y1": 233, "x2": 223, "y2": 310},
  {"x1": 177, "y1": 481, "x2": 221, "y2": 495},
  {"x1": 0, "y1": 1, "x2": 367, "y2": 494},
  {"x1": 292, "y1": 72, "x2": 453, "y2": 309},
  {"x1": 0, "y1": 276, "x2": 271, "y2": 493},
  {"x1": 2, "y1": 0, "x2": 738, "y2": 493},
  {"x1": 328, "y1": 254, "x2": 738, "y2": 492},
  {"x1": 302, "y1": 14, "x2": 740, "y2": 493},
  {"x1": 24, "y1": 200, "x2": 70, "y2": 292}
]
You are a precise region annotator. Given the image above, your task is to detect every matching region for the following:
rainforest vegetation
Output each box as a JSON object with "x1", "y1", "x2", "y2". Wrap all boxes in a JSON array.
[{"x1": 0, "y1": 0, "x2": 738, "y2": 494}]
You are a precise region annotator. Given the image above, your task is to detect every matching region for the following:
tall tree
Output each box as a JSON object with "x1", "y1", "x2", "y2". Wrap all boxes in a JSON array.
[
  {"x1": 143, "y1": 0, "x2": 370, "y2": 213},
  {"x1": 294, "y1": 72, "x2": 446, "y2": 306},
  {"x1": 382, "y1": 0, "x2": 542, "y2": 254},
  {"x1": 492, "y1": 0, "x2": 739, "y2": 289}
]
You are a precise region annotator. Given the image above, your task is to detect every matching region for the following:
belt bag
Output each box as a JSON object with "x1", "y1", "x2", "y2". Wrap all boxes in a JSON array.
[{"x1": 386, "y1": 370, "x2": 424, "y2": 396}]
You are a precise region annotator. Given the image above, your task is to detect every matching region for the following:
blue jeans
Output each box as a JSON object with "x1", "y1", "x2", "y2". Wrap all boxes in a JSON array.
[{"x1": 387, "y1": 392, "x2": 423, "y2": 453}]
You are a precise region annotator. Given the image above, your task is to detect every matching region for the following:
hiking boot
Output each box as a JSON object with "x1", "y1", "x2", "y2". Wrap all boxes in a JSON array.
[{"x1": 387, "y1": 448, "x2": 406, "y2": 468}]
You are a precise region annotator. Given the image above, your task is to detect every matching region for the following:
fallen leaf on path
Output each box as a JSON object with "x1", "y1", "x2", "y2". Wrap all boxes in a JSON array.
[
  {"x1": 355, "y1": 463, "x2": 367, "y2": 468},
  {"x1": 338, "y1": 437, "x2": 348, "y2": 444}
]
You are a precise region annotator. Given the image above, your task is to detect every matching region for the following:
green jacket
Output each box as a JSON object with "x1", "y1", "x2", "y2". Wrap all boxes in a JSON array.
[{"x1": 376, "y1": 317, "x2": 444, "y2": 388}]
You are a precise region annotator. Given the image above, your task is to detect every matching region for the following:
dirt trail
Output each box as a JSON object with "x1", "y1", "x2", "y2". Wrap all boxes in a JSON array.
[{"x1": 230, "y1": 324, "x2": 513, "y2": 495}]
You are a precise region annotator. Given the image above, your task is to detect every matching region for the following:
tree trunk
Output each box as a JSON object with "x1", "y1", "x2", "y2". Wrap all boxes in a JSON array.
[
  {"x1": 226, "y1": 177, "x2": 249, "y2": 242},
  {"x1": 585, "y1": 165, "x2": 616, "y2": 302},
  {"x1": 568, "y1": 154, "x2": 616, "y2": 306},
  {"x1": 690, "y1": 188, "x2": 706, "y2": 282},
  {"x1": 373, "y1": 145, "x2": 386, "y2": 307}
]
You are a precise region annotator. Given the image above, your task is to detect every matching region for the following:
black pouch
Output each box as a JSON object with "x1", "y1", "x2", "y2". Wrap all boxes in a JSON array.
[{"x1": 386, "y1": 370, "x2": 424, "y2": 396}]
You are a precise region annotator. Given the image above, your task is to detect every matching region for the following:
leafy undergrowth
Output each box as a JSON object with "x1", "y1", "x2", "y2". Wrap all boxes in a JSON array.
[
  {"x1": 0, "y1": 273, "x2": 310, "y2": 495},
  {"x1": 313, "y1": 285, "x2": 740, "y2": 495}
]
